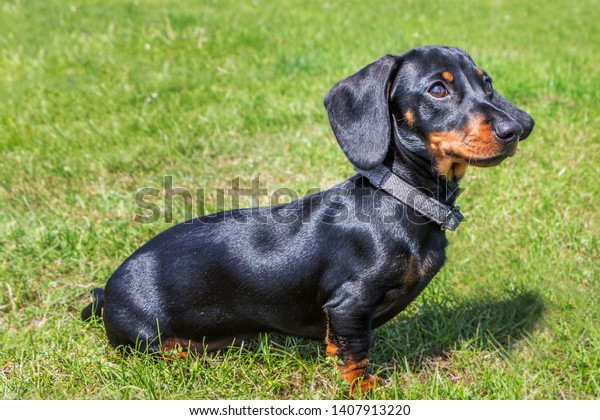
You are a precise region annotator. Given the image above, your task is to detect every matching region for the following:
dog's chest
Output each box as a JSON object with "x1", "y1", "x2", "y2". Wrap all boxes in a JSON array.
[
  {"x1": 399, "y1": 248, "x2": 442, "y2": 291},
  {"x1": 373, "y1": 247, "x2": 445, "y2": 325}
]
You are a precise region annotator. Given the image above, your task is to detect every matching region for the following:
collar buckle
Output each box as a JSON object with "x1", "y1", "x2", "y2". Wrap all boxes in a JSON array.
[{"x1": 441, "y1": 205, "x2": 463, "y2": 231}]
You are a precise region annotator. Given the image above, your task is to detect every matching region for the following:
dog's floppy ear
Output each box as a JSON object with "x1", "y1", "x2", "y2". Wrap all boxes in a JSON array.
[{"x1": 324, "y1": 55, "x2": 400, "y2": 170}]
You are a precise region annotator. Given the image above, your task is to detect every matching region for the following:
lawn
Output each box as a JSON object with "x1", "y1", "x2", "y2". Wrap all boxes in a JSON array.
[{"x1": 0, "y1": 0, "x2": 598, "y2": 399}]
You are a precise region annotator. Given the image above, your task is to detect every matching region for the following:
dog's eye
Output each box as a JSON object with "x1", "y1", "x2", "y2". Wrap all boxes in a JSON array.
[
  {"x1": 428, "y1": 83, "x2": 449, "y2": 99},
  {"x1": 484, "y1": 80, "x2": 493, "y2": 95}
]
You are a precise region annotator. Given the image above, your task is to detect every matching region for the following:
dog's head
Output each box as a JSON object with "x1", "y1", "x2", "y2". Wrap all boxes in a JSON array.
[{"x1": 325, "y1": 46, "x2": 534, "y2": 180}]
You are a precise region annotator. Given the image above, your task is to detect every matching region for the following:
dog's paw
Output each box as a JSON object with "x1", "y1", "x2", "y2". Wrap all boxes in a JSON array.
[{"x1": 352, "y1": 374, "x2": 384, "y2": 394}]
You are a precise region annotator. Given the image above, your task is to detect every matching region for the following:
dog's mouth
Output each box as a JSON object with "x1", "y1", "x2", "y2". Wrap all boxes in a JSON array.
[
  {"x1": 447, "y1": 141, "x2": 518, "y2": 168},
  {"x1": 462, "y1": 151, "x2": 515, "y2": 167}
]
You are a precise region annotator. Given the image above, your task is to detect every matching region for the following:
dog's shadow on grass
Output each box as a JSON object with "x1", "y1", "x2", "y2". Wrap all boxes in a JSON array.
[
  {"x1": 252, "y1": 289, "x2": 543, "y2": 375},
  {"x1": 370, "y1": 289, "x2": 544, "y2": 373}
]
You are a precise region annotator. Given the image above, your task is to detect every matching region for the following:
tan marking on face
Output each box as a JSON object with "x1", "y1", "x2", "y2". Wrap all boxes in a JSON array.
[
  {"x1": 451, "y1": 162, "x2": 468, "y2": 179},
  {"x1": 476, "y1": 67, "x2": 484, "y2": 77},
  {"x1": 428, "y1": 115, "x2": 516, "y2": 180},
  {"x1": 404, "y1": 109, "x2": 416, "y2": 129},
  {"x1": 435, "y1": 160, "x2": 469, "y2": 180},
  {"x1": 441, "y1": 71, "x2": 454, "y2": 82}
]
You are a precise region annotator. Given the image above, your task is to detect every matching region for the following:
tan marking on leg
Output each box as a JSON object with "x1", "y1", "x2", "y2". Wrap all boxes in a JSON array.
[
  {"x1": 326, "y1": 341, "x2": 340, "y2": 358},
  {"x1": 324, "y1": 308, "x2": 341, "y2": 358},
  {"x1": 357, "y1": 374, "x2": 381, "y2": 392},
  {"x1": 339, "y1": 358, "x2": 370, "y2": 384},
  {"x1": 339, "y1": 358, "x2": 382, "y2": 393}
]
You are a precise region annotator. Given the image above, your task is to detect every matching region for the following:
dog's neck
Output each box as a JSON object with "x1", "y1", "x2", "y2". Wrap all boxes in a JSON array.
[
  {"x1": 357, "y1": 148, "x2": 464, "y2": 231},
  {"x1": 386, "y1": 146, "x2": 461, "y2": 207}
]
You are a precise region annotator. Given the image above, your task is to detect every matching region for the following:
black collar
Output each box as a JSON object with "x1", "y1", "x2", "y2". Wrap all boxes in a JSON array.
[{"x1": 357, "y1": 165, "x2": 464, "y2": 231}]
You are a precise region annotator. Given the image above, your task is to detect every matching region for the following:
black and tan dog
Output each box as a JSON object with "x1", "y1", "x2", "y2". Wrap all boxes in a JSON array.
[{"x1": 82, "y1": 46, "x2": 533, "y2": 392}]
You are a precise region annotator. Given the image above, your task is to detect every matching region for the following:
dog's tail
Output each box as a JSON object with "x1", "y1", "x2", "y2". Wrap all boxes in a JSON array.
[{"x1": 81, "y1": 288, "x2": 105, "y2": 321}]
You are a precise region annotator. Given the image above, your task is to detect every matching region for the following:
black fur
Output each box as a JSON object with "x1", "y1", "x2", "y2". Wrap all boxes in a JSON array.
[{"x1": 82, "y1": 46, "x2": 534, "y2": 388}]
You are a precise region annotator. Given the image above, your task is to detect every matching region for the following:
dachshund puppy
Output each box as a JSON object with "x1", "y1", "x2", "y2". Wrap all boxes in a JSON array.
[{"x1": 82, "y1": 46, "x2": 534, "y2": 392}]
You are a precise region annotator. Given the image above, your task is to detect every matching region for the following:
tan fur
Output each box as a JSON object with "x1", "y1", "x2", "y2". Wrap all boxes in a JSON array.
[
  {"x1": 325, "y1": 340, "x2": 340, "y2": 358},
  {"x1": 441, "y1": 71, "x2": 454, "y2": 82},
  {"x1": 428, "y1": 115, "x2": 515, "y2": 180},
  {"x1": 404, "y1": 109, "x2": 416, "y2": 129}
]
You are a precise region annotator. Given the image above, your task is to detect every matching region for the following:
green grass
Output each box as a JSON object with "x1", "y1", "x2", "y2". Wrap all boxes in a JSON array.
[{"x1": 0, "y1": 0, "x2": 598, "y2": 399}]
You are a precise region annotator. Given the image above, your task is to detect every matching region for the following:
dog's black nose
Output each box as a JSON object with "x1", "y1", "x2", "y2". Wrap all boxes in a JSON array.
[{"x1": 494, "y1": 119, "x2": 523, "y2": 142}]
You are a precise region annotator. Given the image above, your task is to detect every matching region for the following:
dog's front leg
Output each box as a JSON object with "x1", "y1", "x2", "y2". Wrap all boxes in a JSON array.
[{"x1": 324, "y1": 295, "x2": 382, "y2": 393}]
